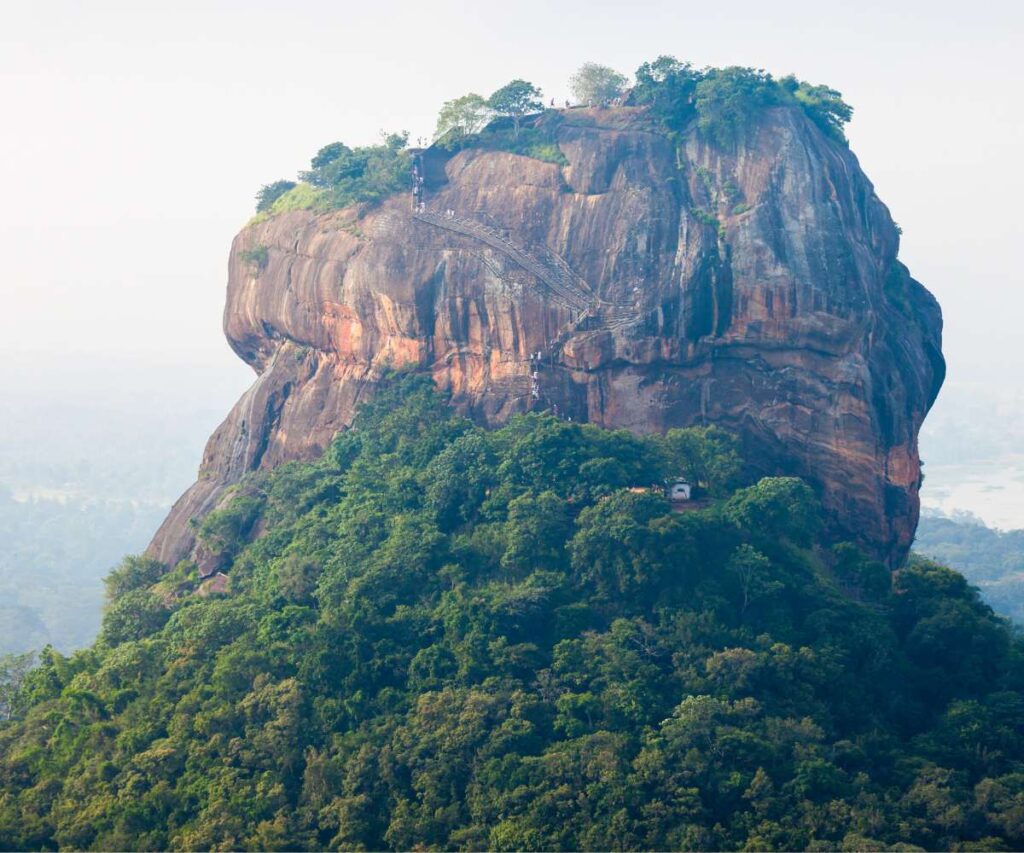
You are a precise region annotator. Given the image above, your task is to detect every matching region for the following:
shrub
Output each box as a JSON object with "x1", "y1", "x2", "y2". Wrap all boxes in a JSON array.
[
  {"x1": 490, "y1": 127, "x2": 567, "y2": 165},
  {"x1": 239, "y1": 245, "x2": 269, "y2": 271},
  {"x1": 690, "y1": 207, "x2": 719, "y2": 228},
  {"x1": 104, "y1": 555, "x2": 166, "y2": 602},
  {"x1": 299, "y1": 132, "x2": 412, "y2": 209},
  {"x1": 198, "y1": 493, "x2": 263, "y2": 556},
  {"x1": 448, "y1": 119, "x2": 568, "y2": 166},
  {"x1": 248, "y1": 184, "x2": 329, "y2": 225},
  {"x1": 781, "y1": 75, "x2": 853, "y2": 141},
  {"x1": 266, "y1": 184, "x2": 328, "y2": 215},
  {"x1": 100, "y1": 589, "x2": 169, "y2": 646},
  {"x1": 255, "y1": 180, "x2": 296, "y2": 212}
]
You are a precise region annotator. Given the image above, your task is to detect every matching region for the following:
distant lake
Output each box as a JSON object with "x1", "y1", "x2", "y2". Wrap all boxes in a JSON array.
[{"x1": 921, "y1": 454, "x2": 1024, "y2": 531}]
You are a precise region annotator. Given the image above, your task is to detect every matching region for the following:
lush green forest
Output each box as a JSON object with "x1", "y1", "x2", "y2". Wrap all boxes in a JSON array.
[
  {"x1": 1, "y1": 374, "x2": 1022, "y2": 851},
  {"x1": 916, "y1": 512, "x2": 1024, "y2": 624}
]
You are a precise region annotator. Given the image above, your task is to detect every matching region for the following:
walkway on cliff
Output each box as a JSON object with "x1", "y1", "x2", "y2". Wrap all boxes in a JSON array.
[
  {"x1": 412, "y1": 209, "x2": 593, "y2": 313},
  {"x1": 412, "y1": 207, "x2": 645, "y2": 335}
]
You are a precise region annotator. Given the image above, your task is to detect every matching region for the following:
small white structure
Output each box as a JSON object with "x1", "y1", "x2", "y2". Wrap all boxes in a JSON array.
[{"x1": 667, "y1": 478, "x2": 693, "y2": 502}]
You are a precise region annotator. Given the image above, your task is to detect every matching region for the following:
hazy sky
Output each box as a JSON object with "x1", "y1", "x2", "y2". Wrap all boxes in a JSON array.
[{"x1": 2, "y1": 1, "x2": 1021, "y2": 423}]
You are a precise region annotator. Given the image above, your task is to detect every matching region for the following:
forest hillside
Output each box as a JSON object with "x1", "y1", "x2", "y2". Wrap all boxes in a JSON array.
[{"x1": 1, "y1": 376, "x2": 1021, "y2": 851}]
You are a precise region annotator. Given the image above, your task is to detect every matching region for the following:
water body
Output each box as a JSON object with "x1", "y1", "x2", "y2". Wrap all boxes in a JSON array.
[
  {"x1": 921, "y1": 456, "x2": 1024, "y2": 531},
  {"x1": 919, "y1": 383, "x2": 1024, "y2": 532}
]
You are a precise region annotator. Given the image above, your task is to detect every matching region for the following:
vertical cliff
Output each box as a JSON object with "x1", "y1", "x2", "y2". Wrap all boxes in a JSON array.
[{"x1": 149, "y1": 105, "x2": 943, "y2": 568}]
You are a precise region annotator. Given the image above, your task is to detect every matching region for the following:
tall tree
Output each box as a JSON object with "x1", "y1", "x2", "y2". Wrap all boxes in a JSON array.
[
  {"x1": 434, "y1": 93, "x2": 491, "y2": 143},
  {"x1": 632, "y1": 55, "x2": 702, "y2": 132},
  {"x1": 693, "y1": 67, "x2": 777, "y2": 147},
  {"x1": 256, "y1": 180, "x2": 296, "y2": 212},
  {"x1": 487, "y1": 80, "x2": 543, "y2": 139},
  {"x1": 0, "y1": 651, "x2": 34, "y2": 721},
  {"x1": 569, "y1": 62, "x2": 628, "y2": 104}
]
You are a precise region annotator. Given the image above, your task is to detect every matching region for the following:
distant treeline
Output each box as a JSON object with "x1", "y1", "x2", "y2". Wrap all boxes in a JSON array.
[{"x1": 915, "y1": 511, "x2": 1024, "y2": 623}]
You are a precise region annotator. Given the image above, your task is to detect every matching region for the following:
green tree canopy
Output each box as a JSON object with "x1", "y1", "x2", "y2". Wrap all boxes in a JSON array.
[
  {"x1": 632, "y1": 55, "x2": 853, "y2": 147},
  {"x1": 782, "y1": 75, "x2": 854, "y2": 141},
  {"x1": 1, "y1": 376, "x2": 1021, "y2": 851},
  {"x1": 723, "y1": 476, "x2": 822, "y2": 546},
  {"x1": 487, "y1": 79, "x2": 543, "y2": 138},
  {"x1": 569, "y1": 62, "x2": 629, "y2": 104},
  {"x1": 632, "y1": 55, "x2": 702, "y2": 133},
  {"x1": 0, "y1": 651, "x2": 34, "y2": 721},
  {"x1": 103, "y1": 555, "x2": 166, "y2": 601},
  {"x1": 298, "y1": 132, "x2": 412, "y2": 209},
  {"x1": 660, "y1": 425, "x2": 743, "y2": 496},
  {"x1": 434, "y1": 93, "x2": 491, "y2": 143},
  {"x1": 693, "y1": 66, "x2": 779, "y2": 147}
]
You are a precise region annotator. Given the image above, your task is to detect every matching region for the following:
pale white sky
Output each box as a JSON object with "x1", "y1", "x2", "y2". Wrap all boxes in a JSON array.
[{"x1": 1, "y1": 0, "x2": 1021, "y2": 468}]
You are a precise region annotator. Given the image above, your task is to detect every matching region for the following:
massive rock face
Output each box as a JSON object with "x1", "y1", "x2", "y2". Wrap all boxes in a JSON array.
[{"x1": 149, "y1": 106, "x2": 944, "y2": 568}]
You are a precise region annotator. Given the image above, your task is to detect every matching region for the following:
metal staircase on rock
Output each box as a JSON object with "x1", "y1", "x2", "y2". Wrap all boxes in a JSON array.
[
  {"x1": 413, "y1": 209, "x2": 591, "y2": 312},
  {"x1": 412, "y1": 208, "x2": 645, "y2": 333}
]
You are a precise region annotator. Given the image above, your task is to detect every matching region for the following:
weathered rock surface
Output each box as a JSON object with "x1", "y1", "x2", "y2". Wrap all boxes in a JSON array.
[{"x1": 149, "y1": 106, "x2": 944, "y2": 568}]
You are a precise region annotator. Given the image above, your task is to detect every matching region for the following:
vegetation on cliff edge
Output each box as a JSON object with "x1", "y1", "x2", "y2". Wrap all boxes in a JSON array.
[
  {"x1": 1, "y1": 375, "x2": 1022, "y2": 851},
  {"x1": 251, "y1": 58, "x2": 852, "y2": 219},
  {"x1": 632, "y1": 55, "x2": 852, "y2": 145},
  {"x1": 250, "y1": 132, "x2": 412, "y2": 224}
]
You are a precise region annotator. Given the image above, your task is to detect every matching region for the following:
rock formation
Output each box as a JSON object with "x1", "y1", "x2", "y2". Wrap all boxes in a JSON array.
[{"x1": 148, "y1": 105, "x2": 944, "y2": 569}]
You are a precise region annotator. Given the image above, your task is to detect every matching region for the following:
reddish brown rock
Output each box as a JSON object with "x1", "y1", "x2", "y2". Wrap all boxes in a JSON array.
[{"x1": 148, "y1": 106, "x2": 943, "y2": 568}]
